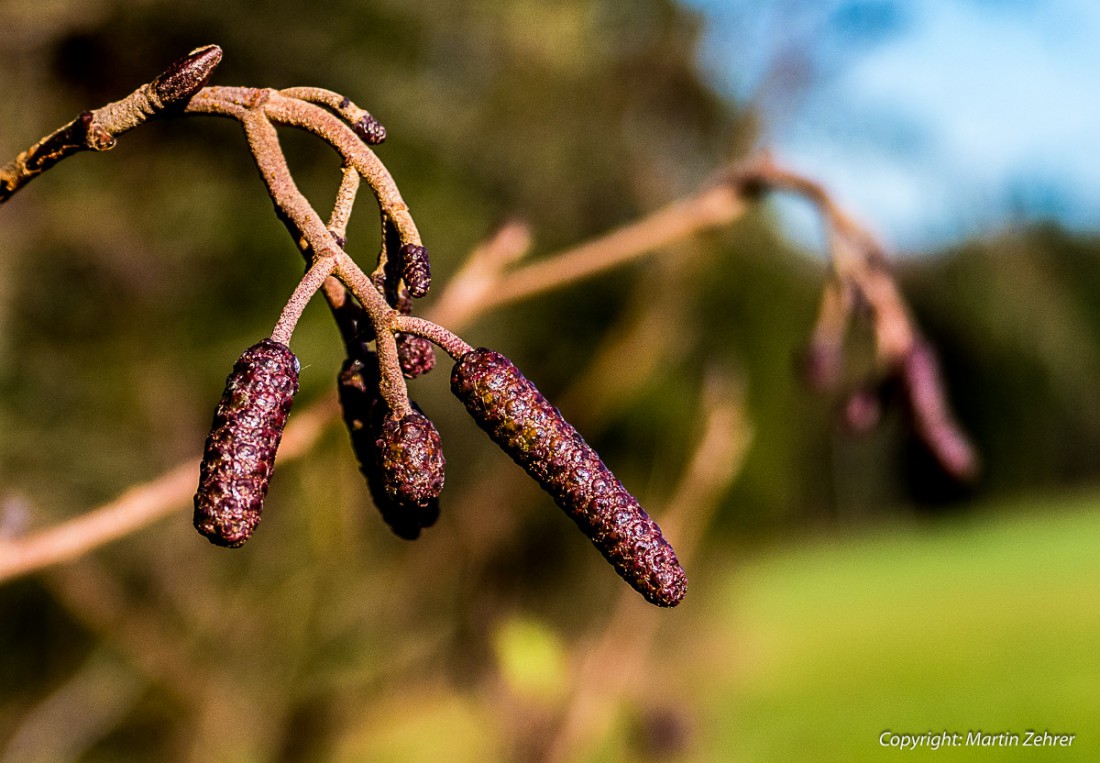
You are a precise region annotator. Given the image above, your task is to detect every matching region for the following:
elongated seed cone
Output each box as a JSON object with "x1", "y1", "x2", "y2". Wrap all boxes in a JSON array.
[
  {"x1": 194, "y1": 340, "x2": 299, "y2": 547},
  {"x1": 396, "y1": 332, "x2": 436, "y2": 378},
  {"x1": 338, "y1": 357, "x2": 441, "y2": 539},
  {"x1": 451, "y1": 348, "x2": 687, "y2": 607}
]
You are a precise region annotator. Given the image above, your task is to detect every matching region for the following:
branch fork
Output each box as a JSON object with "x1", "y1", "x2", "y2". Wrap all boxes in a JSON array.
[{"x1": 0, "y1": 45, "x2": 978, "y2": 597}]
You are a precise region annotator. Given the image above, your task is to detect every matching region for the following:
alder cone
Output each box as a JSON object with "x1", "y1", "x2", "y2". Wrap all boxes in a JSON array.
[
  {"x1": 379, "y1": 410, "x2": 446, "y2": 508},
  {"x1": 194, "y1": 340, "x2": 299, "y2": 547},
  {"x1": 400, "y1": 243, "x2": 431, "y2": 298},
  {"x1": 451, "y1": 348, "x2": 687, "y2": 607},
  {"x1": 338, "y1": 357, "x2": 441, "y2": 539},
  {"x1": 396, "y1": 332, "x2": 436, "y2": 378}
]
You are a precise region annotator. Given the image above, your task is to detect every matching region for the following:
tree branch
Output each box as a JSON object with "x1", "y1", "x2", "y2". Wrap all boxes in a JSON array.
[
  {"x1": 0, "y1": 400, "x2": 336, "y2": 585},
  {"x1": 0, "y1": 48, "x2": 967, "y2": 582}
]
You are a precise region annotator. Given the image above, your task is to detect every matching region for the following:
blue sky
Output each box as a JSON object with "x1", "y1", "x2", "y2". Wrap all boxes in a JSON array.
[{"x1": 682, "y1": 0, "x2": 1100, "y2": 251}]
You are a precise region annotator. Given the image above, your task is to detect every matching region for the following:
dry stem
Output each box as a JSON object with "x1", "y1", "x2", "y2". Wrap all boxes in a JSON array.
[{"x1": 270, "y1": 256, "x2": 337, "y2": 345}]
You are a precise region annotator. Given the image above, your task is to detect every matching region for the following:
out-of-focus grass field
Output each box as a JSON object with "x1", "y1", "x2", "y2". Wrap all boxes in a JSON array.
[
  {"x1": 692, "y1": 496, "x2": 1100, "y2": 761},
  {"x1": 319, "y1": 496, "x2": 1100, "y2": 761}
]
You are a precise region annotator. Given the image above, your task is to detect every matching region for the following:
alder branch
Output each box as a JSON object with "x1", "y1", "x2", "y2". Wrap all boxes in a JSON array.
[
  {"x1": 0, "y1": 48, "x2": 972, "y2": 585},
  {"x1": 437, "y1": 183, "x2": 748, "y2": 327},
  {"x1": 0, "y1": 157, "x2": 947, "y2": 583},
  {"x1": 0, "y1": 401, "x2": 337, "y2": 585},
  {"x1": 0, "y1": 46, "x2": 223, "y2": 203}
]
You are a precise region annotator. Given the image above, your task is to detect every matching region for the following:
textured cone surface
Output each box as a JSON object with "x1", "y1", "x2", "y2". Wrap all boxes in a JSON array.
[
  {"x1": 378, "y1": 410, "x2": 446, "y2": 508},
  {"x1": 396, "y1": 332, "x2": 436, "y2": 378},
  {"x1": 451, "y1": 348, "x2": 687, "y2": 607},
  {"x1": 338, "y1": 357, "x2": 441, "y2": 538},
  {"x1": 400, "y1": 244, "x2": 431, "y2": 298},
  {"x1": 194, "y1": 340, "x2": 299, "y2": 547}
]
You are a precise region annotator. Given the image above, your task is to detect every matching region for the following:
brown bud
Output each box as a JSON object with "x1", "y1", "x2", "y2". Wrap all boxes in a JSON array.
[
  {"x1": 354, "y1": 114, "x2": 387, "y2": 145},
  {"x1": 451, "y1": 348, "x2": 686, "y2": 607},
  {"x1": 152, "y1": 45, "x2": 223, "y2": 106},
  {"x1": 396, "y1": 332, "x2": 436, "y2": 378},
  {"x1": 194, "y1": 339, "x2": 298, "y2": 547},
  {"x1": 378, "y1": 410, "x2": 446, "y2": 509},
  {"x1": 400, "y1": 244, "x2": 431, "y2": 298}
]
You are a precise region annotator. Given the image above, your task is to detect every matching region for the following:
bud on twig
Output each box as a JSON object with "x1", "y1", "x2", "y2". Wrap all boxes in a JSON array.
[
  {"x1": 451, "y1": 348, "x2": 687, "y2": 607},
  {"x1": 353, "y1": 113, "x2": 387, "y2": 145},
  {"x1": 395, "y1": 332, "x2": 436, "y2": 378},
  {"x1": 400, "y1": 244, "x2": 432, "y2": 299},
  {"x1": 152, "y1": 45, "x2": 223, "y2": 107},
  {"x1": 194, "y1": 339, "x2": 299, "y2": 547},
  {"x1": 338, "y1": 357, "x2": 442, "y2": 539}
]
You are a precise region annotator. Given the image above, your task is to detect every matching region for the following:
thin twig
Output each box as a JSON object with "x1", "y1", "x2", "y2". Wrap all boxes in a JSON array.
[
  {"x1": 278, "y1": 86, "x2": 387, "y2": 145},
  {"x1": 431, "y1": 184, "x2": 747, "y2": 328},
  {"x1": 0, "y1": 46, "x2": 222, "y2": 203},
  {"x1": 270, "y1": 256, "x2": 337, "y2": 345},
  {"x1": 392, "y1": 315, "x2": 473, "y2": 359}
]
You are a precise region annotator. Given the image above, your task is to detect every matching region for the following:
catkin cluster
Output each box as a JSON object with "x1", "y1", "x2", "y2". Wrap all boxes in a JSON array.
[{"x1": 187, "y1": 85, "x2": 685, "y2": 607}]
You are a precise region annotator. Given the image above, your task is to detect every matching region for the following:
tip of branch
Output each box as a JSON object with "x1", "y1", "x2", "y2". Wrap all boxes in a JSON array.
[
  {"x1": 152, "y1": 45, "x2": 223, "y2": 106},
  {"x1": 901, "y1": 341, "x2": 981, "y2": 482}
]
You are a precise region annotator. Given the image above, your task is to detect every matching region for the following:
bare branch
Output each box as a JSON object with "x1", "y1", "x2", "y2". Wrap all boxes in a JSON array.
[
  {"x1": 279, "y1": 86, "x2": 387, "y2": 144},
  {"x1": 0, "y1": 46, "x2": 222, "y2": 203},
  {"x1": 270, "y1": 256, "x2": 337, "y2": 345},
  {"x1": 433, "y1": 183, "x2": 747, "y2": 328},
  {"x1": 392, "y1": 315, "x2": 473, "y2": 360},
  {"x1": 0, "y1": 400, "x2": 337, "y2": 585}
]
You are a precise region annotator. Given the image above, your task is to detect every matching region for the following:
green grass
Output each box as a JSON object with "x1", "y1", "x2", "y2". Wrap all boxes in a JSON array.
[{"x1": 691, "y1": 496, "x2": 1100, "y2": 761}]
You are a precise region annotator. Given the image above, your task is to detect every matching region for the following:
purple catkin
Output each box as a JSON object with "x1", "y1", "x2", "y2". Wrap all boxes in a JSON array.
[
  {"x1": 451, "y1": 348, "x2": 687, "y2": 607},
  {"x1": 338, "y1": 356, "x2": 442, "y2": 539},
  {"x1": 400, "y1": 244, "x2": 431, "y2": 298},
  {"x1": 194, "y1": 340, "x2": 299, "y2": 547},
  {"x1": 378, "y1": 409, "x2": 446, "y2": 508},
  {"x1": 395, "y1": 332, "x2": 436, "y2": 378}
]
